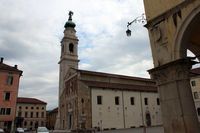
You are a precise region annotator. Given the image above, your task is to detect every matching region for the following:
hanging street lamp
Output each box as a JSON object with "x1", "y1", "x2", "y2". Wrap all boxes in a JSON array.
[{"x1": 126, "y1": 13, "x2": 146, "y2": 36}]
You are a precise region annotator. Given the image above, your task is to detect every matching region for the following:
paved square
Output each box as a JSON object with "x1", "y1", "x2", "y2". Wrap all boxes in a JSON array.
[{"x1": 97, "y1": 126, "x2": 164, "y2": 133}]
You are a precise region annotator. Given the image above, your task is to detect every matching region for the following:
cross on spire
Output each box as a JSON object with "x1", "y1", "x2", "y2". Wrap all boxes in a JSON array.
[{"x1": 68, "y1": 11, "x2": 73, "y2": 21}]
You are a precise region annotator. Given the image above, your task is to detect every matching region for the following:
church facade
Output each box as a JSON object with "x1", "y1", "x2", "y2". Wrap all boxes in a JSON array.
[
  {"x1": 59, "y1": 69, "x2": 162, "y2": 130},
  {"x1": 57, "y1": 12, "x2": 162, "y2": 130}
]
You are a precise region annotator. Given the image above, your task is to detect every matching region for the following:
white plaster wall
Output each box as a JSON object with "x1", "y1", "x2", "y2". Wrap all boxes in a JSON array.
[
  {"x1": 194, "y1": 101, "x2": 200, "y2": 122},
  {"x1": 190, "y1": 76, "x2": 200, "y2": 121},
  {"x1": 91, "y1": 88, "x2": 124, "y2": 129},
  {"x1": 123, "y1": 91, "x2": 142, "y2": 128},
  {"x1": 140, "y1": 92, "x2": 162, "y2": 126},
  {"x1": 91, "y1": 88, "x2": 162, "y2": 129}
]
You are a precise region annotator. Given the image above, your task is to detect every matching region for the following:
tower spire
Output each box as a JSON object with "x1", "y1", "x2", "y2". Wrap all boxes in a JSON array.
[{"x1": 65, "y1": 11, "x2": 76, "y2": 28}]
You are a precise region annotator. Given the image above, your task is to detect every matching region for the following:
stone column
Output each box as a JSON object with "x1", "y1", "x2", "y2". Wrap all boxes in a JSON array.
[{"x1": 149, "y1": 58, "x2": 200, "y2": 133}]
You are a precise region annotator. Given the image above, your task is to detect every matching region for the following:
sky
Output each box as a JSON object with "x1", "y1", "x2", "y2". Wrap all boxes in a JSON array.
[{"x1": 0, "y1": 0, "x2": 154, "y2": 110}]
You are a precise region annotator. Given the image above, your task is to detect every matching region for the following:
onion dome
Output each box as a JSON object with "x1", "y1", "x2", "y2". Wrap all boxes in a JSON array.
[{"x1": 64, "y1": 11, "x2": 76, "y2": 28}]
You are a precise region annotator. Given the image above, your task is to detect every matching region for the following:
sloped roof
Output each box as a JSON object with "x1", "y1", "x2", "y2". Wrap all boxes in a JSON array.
[
  {"x1": 0, "y1": 63, "x2": 23, "y2": 75},
  {"x1": 48, "y1": 107, "x2": 58, "y2": 114},
  {"x1": 81, "y1": 80, "x2": 157, "y2": 92},
  {"x1": 17, "y1": 97, "x2": 47, "y2": 105},
  {"x1": 77, "y1": 69, "x2": 154, "y2": 82}
]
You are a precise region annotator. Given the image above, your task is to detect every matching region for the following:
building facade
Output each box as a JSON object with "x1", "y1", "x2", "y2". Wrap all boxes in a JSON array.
[
  {"x1": 190, "y1": 68, "x2": 200, "y2": 122},
  {"x1": 0, "y1": 58, "x2": 23, "y2": 132},
  {"x1": 57, "y1": 12, "x2": 162, "y2": 131},
  {"x1": 143, "y1": 0, "x2": 200, "y2": 132},
  {"x1": 91, "y1": 87, "x2": 161, "y2": 129},
  {"x1": 59, "y1": 70, "x2": 162, "y2": 130},
  {"x1": 47, "y1": 107, "x2": 58, "y2": 130},
  {"x1": 16, "y1": 97, "x2": 47, "y2": 131}
]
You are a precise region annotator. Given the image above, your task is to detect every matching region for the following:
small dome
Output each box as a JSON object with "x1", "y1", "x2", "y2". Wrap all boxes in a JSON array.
[{"x1": 64, "y1": 20, "x2": 76, "y2": 28}]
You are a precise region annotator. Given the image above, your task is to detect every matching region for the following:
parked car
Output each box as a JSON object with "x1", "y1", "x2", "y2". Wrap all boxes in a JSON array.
[
  {"x1": 37, "y1": 127, "x2": 49, "y2": 133},
  {"x1": 16, "y1": 128, "x2": 24, "y2": 133},
  {"x1": 23, "y1": 128, "x2": 28, "y2": 132},
  {"x1": 0, "y1": 128, "x2": 4, "y2": 133}
]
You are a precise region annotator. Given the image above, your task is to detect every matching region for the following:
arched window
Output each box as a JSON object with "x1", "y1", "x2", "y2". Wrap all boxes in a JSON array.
[{"x1": 69, "y1": 43, "x2": 74, "y2": 53}]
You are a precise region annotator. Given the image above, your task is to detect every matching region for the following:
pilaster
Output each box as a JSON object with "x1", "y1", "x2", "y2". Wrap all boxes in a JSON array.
[{"x1": 149, "y1": 58, "x2": 200, "y2": 133}]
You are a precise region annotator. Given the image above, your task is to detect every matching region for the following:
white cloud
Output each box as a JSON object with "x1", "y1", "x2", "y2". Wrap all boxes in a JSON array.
[{"x1": 0, "y1": 0, "x2": 152, "y2": 110}]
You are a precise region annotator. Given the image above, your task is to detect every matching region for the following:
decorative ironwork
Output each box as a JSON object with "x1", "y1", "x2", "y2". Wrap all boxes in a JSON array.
[{"x1": 126, "y1": 13, "x2": 146, "y2": 36}]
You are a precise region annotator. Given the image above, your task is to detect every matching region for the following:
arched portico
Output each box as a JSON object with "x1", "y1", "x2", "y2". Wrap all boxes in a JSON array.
[
  {"x1": 143, "y1": 1, "x2": 200, "y2": 132},
  {"x1": 174, "y1": 7, "x2": 200, "y2": 60}
]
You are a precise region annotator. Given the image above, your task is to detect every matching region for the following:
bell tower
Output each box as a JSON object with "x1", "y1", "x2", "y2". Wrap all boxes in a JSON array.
[
  {"x1": 55, "y1": 11, "x2": 79, "y2": 129},
  {"x1": 58, "y1": 11, "x2": 79, "y2": 97}
]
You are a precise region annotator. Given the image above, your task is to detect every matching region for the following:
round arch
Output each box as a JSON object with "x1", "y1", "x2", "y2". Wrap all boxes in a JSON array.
[{"x1": 174, "y1": 6, "x2": 200, "y2": 61}]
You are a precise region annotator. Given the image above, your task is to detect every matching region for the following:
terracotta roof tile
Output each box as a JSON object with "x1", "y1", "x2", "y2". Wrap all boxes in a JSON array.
[{"x1": 17, "y1": 97, "x2": 47, "y2": 104}]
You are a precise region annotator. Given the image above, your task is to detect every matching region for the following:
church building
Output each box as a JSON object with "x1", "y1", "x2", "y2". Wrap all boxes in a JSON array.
[{"x1": 56, "y1": 11, "x2": 162, "y2": 130}]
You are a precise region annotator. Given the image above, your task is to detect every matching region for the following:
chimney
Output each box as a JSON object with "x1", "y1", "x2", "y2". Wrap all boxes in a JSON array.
[
  {"x1": 0, "y1": 57, "x2": 3, "y2": 63},
  {"x1": 14, "y1": 65, "x2": 18, "y2": 69}
]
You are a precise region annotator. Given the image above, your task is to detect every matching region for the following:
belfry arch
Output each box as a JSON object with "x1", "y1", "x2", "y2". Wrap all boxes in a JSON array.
[{"x1": 143, "y1": 1, "x2": 200, "y2": 133}]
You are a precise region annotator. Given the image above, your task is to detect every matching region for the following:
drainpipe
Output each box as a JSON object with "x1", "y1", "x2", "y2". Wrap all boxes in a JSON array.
[{"x1": 140, "y1": 92, "x2": 146, "y2": 133}]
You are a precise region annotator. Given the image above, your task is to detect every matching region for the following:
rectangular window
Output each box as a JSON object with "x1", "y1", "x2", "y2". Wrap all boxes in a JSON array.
[
  {"x1": 130, "y1": 97, "x2": 134, "y2": 105},
  {"x1": 4, "y1": 92, "x2": 10, "y2": 101},
  {"x1": 18, "y1": 111, "x2": 22, "y2": 117},
  {"x1": 115, "y1": 96, "x2": 120, "y2": 105},
  {"x1": 6, "y1": 108, "x2": 11, "y2": 115},
  {"x1": 31, "y1": 112, "x2": 33, "y2": 118},
  {"x1": 194, "y1": 92, "x2": 199, "y2": 99},
  {"x1": 0, "y1": 108, "x2": 6, "y2": 115},
  {"x1": 24, "y1": 121, "x2": 27, "y2": 126},
  {"x1": 97, "y1": 96, "x2": 102, "y2": 105},
  {"x1": 41, "y1": 121, "x2": 44, "y2": 126},
  {"x1": 157, "y1": 98, "x2": 160, "y2": 105},
  {"x1": 144, "y1": 98, "x2": 148, "y2": 105},
  {"x1": 41, "y1": 112, "x2": 44, "y2": 118},
  {"x1": 25, "y1": 112, "x2": 28, "y2": 118},
  {"x1": 191, "y1": 80, "x2": 196, "y2": 86},
  {"x1": 6, "y1": 73, "x2": 13, "y2": 85},
  {"x1": 36, "y1": 112, "x2": 39, "y2": 118},
  {"x1": 0, "y1": 108, "x2": 11, "y2": 115}
]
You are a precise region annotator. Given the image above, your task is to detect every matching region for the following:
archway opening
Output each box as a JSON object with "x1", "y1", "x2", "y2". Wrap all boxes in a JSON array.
[
  {"x1": 179, "y1": 11, "x2": 200, "y2": 64},
  {"x1": 187, "y1": 50, "x2": 200, "y2": 68}
]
